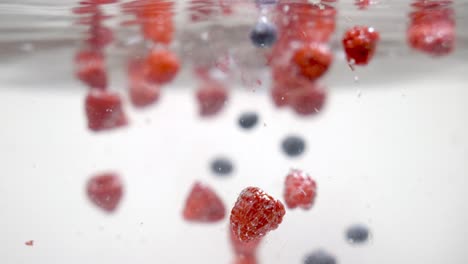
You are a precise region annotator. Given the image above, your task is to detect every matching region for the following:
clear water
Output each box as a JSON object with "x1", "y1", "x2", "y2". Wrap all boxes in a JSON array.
[{"x1": 0, "y1": 0, "x2": 467, "y2": 263}]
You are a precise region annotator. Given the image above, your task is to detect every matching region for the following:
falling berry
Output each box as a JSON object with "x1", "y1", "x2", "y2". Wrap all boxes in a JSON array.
[
  {"x1": 238, "y1": 112, "x2": 259, "y2": 130},
  {"x1": 196, "y1": 80, "x2": 228, "y2": 117},
  {"x1": 25, "y1": 240, "x2": 34, "y2": 246},
  {"x1": 85, "y1": 90, "x2": 128, "y2": 132},
  {"x1": 292, "y1": 43, "x2": 333, "y2": 81},
  {"x1": 407, "y1": 17, "x2": 455, "y2": 56},
  {"x1": 281, "y1": 135, "x2": 306, "y2": 157},
  {"x1": 183, "y1": 181, "x2": 226, "y2": 223},
  {"x1": 250, "y1": 20, "x2": 278, "y2": 48},
  {"x1": 211, "y1": 157, "x2": 234, "y2": 176},
  {"x1": 304, "y1": 250, "x2": 337, "y2": 264},
  {"x1": 230, "y1": 228, "x2": 262, "y2": 256},
  {"x1": 346, "y1": 224, "x2": 370, "y2": 244},
  {"x1": 342, "y1": 26, "x2": 380, "y2": 65},
  {"x1": 284, "y1": 169, "x2": 317, "y2": 210},
  {"x1": 289, "y1": 84, "x2": 327, "y2": 116},
  {"x1": 86, "y1": 172, "x2": 123, "y2": 213},
  {"x1": 75, "y1": 49, "x2": 107, "y2": 90},
  {"x1": 230, "y1": 187, "x2": 285, "y2": 242},
  {"x1": 145, "y1": 49, "x2": 180, "y2": 84},
  {"x1": 128, "y1": 59, "x2": 160, "y2": 108},
  {"x1": 233, "y1": 254, "x2": 258, "y2": 264}
]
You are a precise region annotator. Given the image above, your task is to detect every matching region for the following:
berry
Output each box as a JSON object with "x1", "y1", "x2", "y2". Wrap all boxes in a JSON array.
[
  {"x1": 271, "y1": 85, "x2": 290, "y2": 107},
  {"x1": 85, "y1": 90, "x2": 128, "y2": 132},
  {"x1": 75, "y1": 49, "x2": 107, "y2": 90},
  {"x1": 145, "y1": 49, "x2": 180, "y2": 84},
  {"x1": 196, "y1": 80, "x2": 228, "y2": 117},
  {"x1": 407, "y1": 18, "x2": 454, "y2": 56},
  {"x1": 284, "y1": 169, "x2": 317, "y2": 210},
  {"x1": 345, "y1": 224, "x2": 370, "y2": 244},
  {"x1": 292, "y1": 43, "x2": 333, "y2": 81},
  {"x1": 342, "y1": 26, "x2": 380, "y2": 65},
  {"x1": 211, "y1": 158, "x2": 234, "y2": 176},
  {"x1": 304, "y1": 250, "x2": 337, "y2": 264},
  {"x1": 128, "y1": 59, "x2": 160, "y2": 108},
  {"x1": 86, "y1": 172, "x2": 123, "y2": 213},
  {"x1": 250, "y1": 20, "x2": 278, "y2": 48},
  {"x1": 86, "y1": 25, "x2": 113, "y2": 49},
  {"x1": 25, "y1": 240, "x2": 34, "y2": 246},
  {"x1": 238, "y1": 112, "x2": 259, "y2": 130},
  {"x1": 183, "y1": 181, "x2": 226, "y2": 222},
  {"x1": 230, "y1": 228, "x2": 262, "y2": 256},
  {"x1": 281, "y1": 135, "x2": 306, "y2": 157},
  {"x1": 289, "y1": 84, "x2": 327, "y2": 116},
  {"x1": 230, "y1": 187, "x2": 285, "y2": 242},
  {"x1": 233, "y1": 254, "x2": 257, "y2": 264},
  {"x1": 355, "y1": 0, "x2": 370, "y2": 10}
]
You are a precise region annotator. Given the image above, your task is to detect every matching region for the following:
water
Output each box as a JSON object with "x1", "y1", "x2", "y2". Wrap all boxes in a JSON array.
[{"x1": 0, "y1": 0, "x2": 467, "y2": 263}]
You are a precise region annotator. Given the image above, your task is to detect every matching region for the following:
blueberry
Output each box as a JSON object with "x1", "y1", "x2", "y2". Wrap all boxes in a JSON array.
[
  {"x1": 304, "y1": 250, "x2": 337, "y2": 264},
  {"x1": 256, "y1": 0, "x2": 278, "y2": 5},
  {"x1": 211, "y1": 158, "x2": 234, "y2": 176},
  {"x1": 346, "y1": 224, "x2": 370, "y2": 244},
  {"x1": 238, "y1": 112, "x2": 259, "y2": 130},
  {"x1": 281, "y1": 135, "x2": 306, "y2": 157},
  {"x1": 249, "y1": 20, "x2": 277, "y2": 48}
]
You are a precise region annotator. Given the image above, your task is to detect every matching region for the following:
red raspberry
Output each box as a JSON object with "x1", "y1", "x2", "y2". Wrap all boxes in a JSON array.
[
  {"x1": 144, "y1": 49, "x2": 180, "y2": 84},
  {"x1": 75, "y1": 49, "x2": 107, "y2": 90},
  {"x1": 86, "y1": 25, "x2": 113, "y2": 49},
  {"x1": 196, "y1": 80, "x2": 228, "y2": 117},
  {"x1": 230, "y1": 187, "x2": 286, "y2": 242},
  {"x1": 355, "y1": 0, "x2": 370, "y2": 10},
  {"x1": 284, "y1": 169, "x2": 317, "y2": 209},
  {"x1": 141, "y1": 14, "x2": 174, "y2": 45},
  {"x1": 25, "y1": 240, "x2": 34, "y2": 246},
  {"x1": 342, "y1": 26, "x2": 380, "y2": 65},
  {"x1": 292, "y1": 43, "x2": 333, "y2": 81},
  {"x1": 289, "y1": 83, "x2": 327, "y2": 116},
  {"x1": 233, "y1": 254, "x2": 257, "y2": 264},
  {"x1": 230, "y1": 228, "x2": 262, "y2": 256},
  {"x1": 85, "y1": 90, "x2": 128, "y2": 132},
  {"x1": 183, "y1": 181, "x2": 226, "y2": 222},
  {"x1": 271, "y1": 85, "x2": 290, "y2": 107},
  {"x1": 128, "y1": 60, "x2": 160, "y2": 108},
  {"x1": 87, "y1": 172, "x2": 123, "y2": 213}
]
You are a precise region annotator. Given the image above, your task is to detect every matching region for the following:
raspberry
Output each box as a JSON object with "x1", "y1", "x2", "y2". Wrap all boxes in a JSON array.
[
  {"x1": 292, "y1": 43, "x2": 333, "y2": 81},
  {"x1": 196, "y1": 80, "x2": 228, "y2": 117},
  {"x1": 407, "y1": 14, "x2": 454, "y2": 56},
  {"x1": 230, "y1": 187, "x2": 286, "y2": 242},
  {"x1": 128, "y1": 60, "x2": 160, "y2": 108},
  {"x1": 75, "y1": 49, "x2": 107, "y2": 90},
  {"x1": 86, "y1": 172, "x2": 123, "y2": 213},
  {"x1": 270, "y1": 85, "x2": 290, "y2": 107},
  {"x1": 230, "y1": 228, "x2": 262, "y2": 256},
  {"x1": 183, "y1": 181, "x2": 226, "y2": 222},
  {"x1": 86, "y1": 25, "x2": 113, "y2": 49},
  {"x1": 284, "y1": 169, "x2": 317, "y2": 209},
  {"x1": 233, "y1": 254, "x2": 257, "y2": 264},
  {"x1": 85, "y1": 90, "x2": 128, "y2": 132},
  {"x1": 144, "y1": 49, "x2": 180, "y2": 84},
  {"x1": 25, "y1": 240, "x2": 34, "y2": 246},
  {"x1": 289, "y1": 84, "x2": 327, "y2": 116},
  {"x1": 342, "y1": 26, "x2": 380, "y2": 65}
]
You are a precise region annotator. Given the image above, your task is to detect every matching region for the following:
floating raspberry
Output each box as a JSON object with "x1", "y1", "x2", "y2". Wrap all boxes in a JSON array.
[
  {"x1": 85, "y1": 90, "x2": 128, "y2": 132},
  {"x1": 292, "y1": 43, "x2": 333, "y2": 81},
  {"x1": 183, "y1": 181, "x2": 226, "y2": 223},
  {"x1": 87, "y1": 172, "x2": 123, "y2": 213},
  {"x1": 196, "y1": 80, "x2": 228, "y2": 117},
  {"x1": 342, "y1": 26, "x2": 380, "y2": 65},
  {"x1": 75, "y1": 49, "x2": 107, "y2": 90},
  {"x1": 230, "y1": 228, "x2": 262, "y2": 256},
  {"x1": 289, "y1": 84, "x2": 327, "y2": 116},
  {"x1": 230, "y1": 187, "x2": 285, "y2": 242},
  {"x1": 145, "y1": 49, "x2": 180, "y2": 84},
  {"x1": 284, "y1": 169, "x2": 317, "y2": 210}
]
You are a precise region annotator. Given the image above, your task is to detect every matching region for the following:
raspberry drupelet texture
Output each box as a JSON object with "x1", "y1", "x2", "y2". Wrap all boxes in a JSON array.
[
  {"x1": 284, "y1": 169, "x2": 317, "y2": 210},
  {"x1": 342, "y1": 25, "x2": 380, "y2": 65},
  {"x1": 230, "y1": 187, "x2": 285, "y2": 242}
]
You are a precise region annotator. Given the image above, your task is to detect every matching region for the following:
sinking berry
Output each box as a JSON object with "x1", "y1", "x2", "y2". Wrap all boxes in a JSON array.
[
  {"x1": 128, "y1": 59, "x2": 160, "y2": 108},
  {"x1": 75, "y1": 49, "x2": 107, "y2": 90},
  {"x1": 407, "y1": 19, "x2": 455, "y2": 56},
  {"x1": 25, "y1": 240, "x2": 34, "y2": 246},
  {"x1": 250, "y1": 20, "x2": 278, "y2": 48},
  {"x1": 238, "y1": 112, "x2": 259, "y2": 130},
  {"x1": 87, "y1": 172, "x2": 123, "y2": 213},
  {"x1": 304, "y1": 250, "x2": 337, "y2": 264},
  {"x1": 284, "y1": 169, "x2": 317, "y2": 210},
  {"x1": 346, "y1": 224, "x2": 370, "y2": 244},
  {"x1": 85, "y1": 90, "x2": 128, "y2": 132},
  {"x1": 211, "y1": 158, "x2": 234, "y2": 176},
  {"x1": 281, "y1": 136, "x2": 306, "y2": 157},
  {"x1": 230, "y1": 228, "x2": 262, "y2": 256},
  {"x1": 292, "y1": 43, "x2": 333, "y2": 81},
  {"x1": 183, "y1": 181, "x2": 226, "y2": 222},
  {"x1": 289, "y1": 84, "x2": 327, "y2": 116},
  {"x1": 342, "y1": 26, "x2": 380, "y2": 65},
  {"x1": 196, "y1": 80, "x2": 228, "y2": 117},
  {"x1": 230, "y1": 187, "x2": 285, "y2": 242},
  {"x1": 234, "y1": 254, "x2": 257, "y2": 264},
  {"x1": 145, "y1": 49, "x2": 180, "y2": 84}
]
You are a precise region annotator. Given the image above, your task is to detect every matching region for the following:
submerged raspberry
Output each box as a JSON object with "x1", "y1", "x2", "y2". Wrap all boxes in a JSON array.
[
  {"x1": 183, "y1": 181, "x2": 226, "y2": 222},
  {"x1": 145, "y1": 49, "x2": 180, "y2": 84},
  {"x1": 128, "y1": 59, "x2": 160, "y2": 108},
  {"x1": 230, "y1": 187, "x2": 285, "y2": 242},
  {"x1": 85, "y1": 90, "x2": 128, "y2": 132},
  {"x1": 87, "y1": 172, "x2": 123, "y2": 213},
  {"x1": 75, "y1": 49, "x2": 107, "y2": 90},
  {"x1": 233, "y1": 254, "x2": 257, "y2": 264},
  {"x1": 292, "y1": 43, "x2": 333, "y2": 81},
  {"x1": 196, "y1": 80, "x2": 228, "y2": 117},
  {"x1": 289, "y1": 84, "x2": 327, "y2": 116},
  {"x1": 342, "y1": 26, "x2": 380, "y2": 65},
  {"x1": 284, "y1": 169, "x2": 317, "y2": 210}
]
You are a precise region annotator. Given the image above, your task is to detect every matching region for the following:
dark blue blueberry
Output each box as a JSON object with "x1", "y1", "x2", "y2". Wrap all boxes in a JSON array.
[
  {"x1": 256, "y1": 0, "x2": 278, "y2": 5},
  {"x1": 211, "y1": 158, "x2": 234, "y2": 176},
  {"x1": 281, "y1": 135, "x2": 306, "y2": 157},
  {"x1": 249, "y1": 20, "x2": 277, "y2": 48},
  {"x1": 304, "y1": 250, "x2": 337, "y2": 264},
  {"x1": 346, "y1": 224, "x2": 370, "y2": 244},
  {"x1": 238, "y1": 112, "x2": 259, "y2": 130}
]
